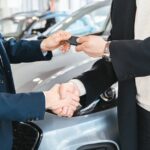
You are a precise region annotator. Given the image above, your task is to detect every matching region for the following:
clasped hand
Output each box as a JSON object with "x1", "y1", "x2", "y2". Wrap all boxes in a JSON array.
[
  {"x1": 41, "y1": 30, "x2": 107, "y2": 118},
  {"x1": 44, "y1": 82, "x2": 80, "y2": 118}
]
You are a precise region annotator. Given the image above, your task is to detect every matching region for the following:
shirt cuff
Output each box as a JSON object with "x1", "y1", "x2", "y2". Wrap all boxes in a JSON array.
[
  {"x1": 52, "y1": 49, "x2": 64, "y2": 57},
  {"x1": 69, "y1": 79, "x2": 86, "y2": 96},
  {"x1": 42, "y1": 52, "x2": 48, "y2": 56}
]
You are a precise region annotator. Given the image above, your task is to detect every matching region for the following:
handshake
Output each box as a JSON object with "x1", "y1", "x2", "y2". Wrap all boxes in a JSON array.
[
  {"x1": 44, "y1": 82, "x2": 80, "y2": 118},
  {"x1": 41, "y1": 30, "x2": 108, "y2": 117}
]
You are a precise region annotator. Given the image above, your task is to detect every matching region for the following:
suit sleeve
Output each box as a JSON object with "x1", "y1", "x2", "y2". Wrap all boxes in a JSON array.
[
  {"x1": 3, "y1": 38, "x2": 52, "y2": 63},
  {"x1": 0, "y1": 92, "x2": 45, "y2": 122},
  {"x1": 76, "y1": 58, "x2": 117, "y2": 106},
  {"x1": 110, "y1": 37, "x2": 150, "y2": 81}
]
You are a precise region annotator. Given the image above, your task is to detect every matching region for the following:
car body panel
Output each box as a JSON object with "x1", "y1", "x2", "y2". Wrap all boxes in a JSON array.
[
  {"x1": 31, "y1": 56, "x2": 119, "y2": 150},
  {"x1": 11, "y1": 51, "x2": 89, "y2": 92},
  {"x1": 33, "y1": 108, "x2": 119, "y2": 150},
  {"x1": 11, "y1": 1, "x2": 120, "y2": 149}
]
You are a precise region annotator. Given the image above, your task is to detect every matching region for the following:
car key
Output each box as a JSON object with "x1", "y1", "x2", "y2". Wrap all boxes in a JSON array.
[{"x1": 68, "y1": 36, "x2": 79, "y2": 46}]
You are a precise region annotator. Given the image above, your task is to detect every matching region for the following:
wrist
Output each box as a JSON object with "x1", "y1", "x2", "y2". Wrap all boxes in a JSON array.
[
  {"x1": 103, "y1": 41, "x2": 110, "y2": 55},
  {"x1": 69, "y1": 79, "x2": 86, "y2": 96},
  {"x1": 44, "y1": 91, "x2": 51, "y2": 110},
  {"x1": 102, "y1": 41, "x2": 111, "y2": 61},
  {"x1": 41, "y1": 40, "x2": 47, "y2": 52}
]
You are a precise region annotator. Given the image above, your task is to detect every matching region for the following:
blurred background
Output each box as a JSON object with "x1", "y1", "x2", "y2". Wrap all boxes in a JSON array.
[{"x1": 0, "y1": 0, "x2": 101, "y2": 18}]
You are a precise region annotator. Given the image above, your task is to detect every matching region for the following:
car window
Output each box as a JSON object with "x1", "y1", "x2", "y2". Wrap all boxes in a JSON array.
[
  {"x1": 31, "y1": 20, "x2": 47, "y2": 30},
  {"x1": 22, "y1": 18, "x2": 35, "y2": 31},
  {"x1": 29, "y1": 15, "x2": 67, "y2": 34},
  {"x1": 66, "y1": 18, "x2": 89, "y2": 35},
  {"x1": 0, "y1": 19, "x2": 19, "y2": 35},
  {"x1": 65, "y1": 6, "x2": 110, "y2": 35},
  {"x1": 55, "y1": 15, "x2": 67, "y2": 22}
]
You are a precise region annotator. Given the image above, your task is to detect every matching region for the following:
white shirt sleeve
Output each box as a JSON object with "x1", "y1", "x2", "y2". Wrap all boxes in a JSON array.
[
  {"x1": 69, "y1": 79, "x2": 86, "y2": 96},
  {"x1": 52, "y1": 49, "x2": 63, "y2": 57},
  {"x1": 42, "y1": 49, "x2": 62, "y2": 57}
]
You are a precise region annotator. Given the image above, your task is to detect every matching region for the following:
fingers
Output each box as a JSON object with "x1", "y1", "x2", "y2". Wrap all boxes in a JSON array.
[
  {"x1": 48, "y1": 82, "x2": 80, "y2": 118},
  {"x1": 44, "y1": 84, "x2": 61, "y2": 110},
  {"x1": 55, "y1": 30, "x2": 71, "y2": 52},
  {"x1": 57, "y1": 106, "x2": 75, "y2": 117},
  {"x1": 75, "y1": 37, "x2": 89, "y2": 52},
  {"x1": 66, "y1": 93, "x2": 80, "y2": 102},
  {"x1": 60, "y1": 42, "x2": 71, "y2": 53},
  {"x1": 52, "y1": 96, "x2": 79, "y2": 116},
  {"x1": 42, "y1": 30, "x2": 71, "y2": 51},
  {"x1": 58, "y1": 30, "x2": 72, "y2": 41},
  {"x1": 52, "y1": 108, "x2": 63, "y2": 117},
  {"x1": 76, "y1": 43, "x2": 88, "y2": 52},
  {"x1": 53, "y1": 30, "x2": 71, "y2": 44},
  {"x1": 67, "y1": 107, "x2": 74, "y2": 118},
  {"x1": 77, "y1": 36, "x2": 89, "y2": 44},
  {"x1": 60, "y1": 97, "x2": 80, "y2": 108},
  {"x1": 59, "y1": 82, "x2": 80, "y2": 98},
  {"x1": 62, "y1": 106, "x2": 68, "y2": 115},
  {"x1": 59, "y1": 82, "x2": 75, "y2": 99},
  {"x1": 61, "y1": 107, "x2": 74, "y2": 118},
  {"x1": 69, "y1": 98, "x2": 80, "y2": 107}
]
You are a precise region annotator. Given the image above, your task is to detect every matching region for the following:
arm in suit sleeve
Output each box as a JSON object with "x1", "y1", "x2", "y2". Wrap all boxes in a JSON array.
[
  {"x1": 3, "y1": 38, "x2": 52, "y2": 63},
  {"x1": 0, "y1": 92, "x2": 45, "y2": 122},
  {"x1": 110, "y1": 37, "x2": 150, "y2": 81},
  {"x1": 76, "y1": 58, "x2": 117, "y2": 106}
]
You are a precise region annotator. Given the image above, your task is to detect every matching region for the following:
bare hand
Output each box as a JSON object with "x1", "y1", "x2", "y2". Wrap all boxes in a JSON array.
[
  {"x1": 76, "y1": 35, "x2": 107, "y2": 57},
  {"x1": 44, "y1": 84, "x2": 79, "y2": 113},
  {"x1": 53, "y1": 82, "x2": 80, "y2": 117},
  {"x1": 41, "y1": 30, "x2": 71, "y2": 52}
]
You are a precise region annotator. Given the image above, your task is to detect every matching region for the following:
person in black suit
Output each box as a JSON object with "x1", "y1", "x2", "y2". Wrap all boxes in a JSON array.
[
  {"x1": 0, "y1": 31, "x2": 79, "y2": 150},
  {"x1": 58, "y1": 0, "x2": 150, "y2": 150}
]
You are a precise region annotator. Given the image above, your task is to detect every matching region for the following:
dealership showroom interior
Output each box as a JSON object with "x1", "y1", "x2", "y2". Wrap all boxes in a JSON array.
[{"x1": 1, "y1": 0, "x2": 150, "y2": 150}]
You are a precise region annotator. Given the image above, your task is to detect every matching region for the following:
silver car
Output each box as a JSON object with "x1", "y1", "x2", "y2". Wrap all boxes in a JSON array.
[
  {"x1": 12, "y1": 0, "x2": 120, "y2": 150},
  {"x1": 12, "y1": 0, "x2": 111, "y2": 93},
  {"x1": 13, "y1": 58, "x2": 119, "y2": 150}
]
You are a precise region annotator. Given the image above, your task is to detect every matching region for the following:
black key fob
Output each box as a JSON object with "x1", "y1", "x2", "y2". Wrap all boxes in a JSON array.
[{"x1": 68, "y1": 36, "x2": 79, "y2": 46}]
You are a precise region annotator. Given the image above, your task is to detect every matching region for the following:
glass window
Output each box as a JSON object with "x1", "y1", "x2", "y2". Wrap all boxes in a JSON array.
[
  {"x1": 65, "y1": 6, "x2": 110, "y2": 36},
  {"x1": 28, "y1": 15, "x2": 66, "y2": 35},
  {"x1": 55, "y1": 15, "x2": 67, "y2": 22},
  {"x1": 0, "y1": 19, "x2": 19, "y2": 35},
  {"x1": 32, "y1": 20, "x2": 47, "y2": 30}
]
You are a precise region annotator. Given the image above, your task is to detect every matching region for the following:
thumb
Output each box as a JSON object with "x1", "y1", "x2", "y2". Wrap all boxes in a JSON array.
[
  {"x1": 54, "y1": 99, "x2": 69, "y2": 109},
  {"x1": 59, "y1": 83, "x2": 74, "y2": 99},
  {"x1": 52, "y1": 84, "x2": 60, "y2": 93},
  {"x1": 77, "y1": 36, "x2": 88, "y2": 44}
]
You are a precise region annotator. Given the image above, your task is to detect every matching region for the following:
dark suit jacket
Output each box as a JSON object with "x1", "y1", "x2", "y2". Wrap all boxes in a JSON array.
[
  {"x1": 77, "y1": 0, "x2": 150, "y2": 149},
  {"x1": 0, "y1": 34, "x2": 52, "y2": 150}
]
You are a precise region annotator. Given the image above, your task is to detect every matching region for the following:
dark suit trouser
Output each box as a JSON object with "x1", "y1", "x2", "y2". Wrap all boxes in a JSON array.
[{"x1": 138, "y1": 105, "x2": 150, "y2": 150}]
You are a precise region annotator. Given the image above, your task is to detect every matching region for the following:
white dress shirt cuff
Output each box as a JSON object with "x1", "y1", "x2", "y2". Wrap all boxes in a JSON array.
[
  {"x1": 42, "y1": 49, "x2": 62, "y2": 57},
  {"x1": 42, "y1": 51, "x2": 48, "y2": 56},
  {"x1": 69, "y1": 79, "x2": 86, "y2": 96},
  {"x1": 52, "y1": 49, "x2": 63, "y2": 57}
]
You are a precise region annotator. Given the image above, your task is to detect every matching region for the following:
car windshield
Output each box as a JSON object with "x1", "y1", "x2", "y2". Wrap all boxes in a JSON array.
[
  {"x1": 29, "y1": 14, "x2": 67, "y2": 34},
  {"x1": 65, "y1": 6, "x2": 110, "y2": 35},
  {"x1": 0, "y1": 19, "x2": 20, "y2": 35},
  {"x1": 43, "y1": 2, "x2": 111, "y2": 36},
  {"x1": 0, "y1": 17, "x2": 39, "y2": 37}
]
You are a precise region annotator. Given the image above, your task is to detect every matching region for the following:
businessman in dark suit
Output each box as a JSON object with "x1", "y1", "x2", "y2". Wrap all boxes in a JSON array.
[
  {"x1": 58, "y1": 0, "x2": 150, "y2": 150},
  {"x1": 0, "y1": 31, "x2": 79, "y2": 150}
]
